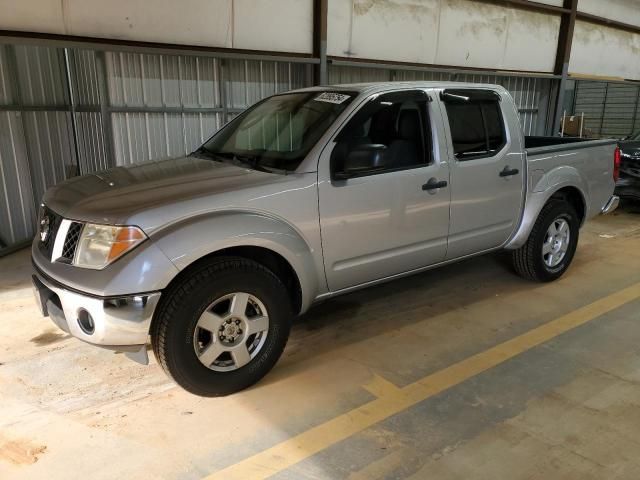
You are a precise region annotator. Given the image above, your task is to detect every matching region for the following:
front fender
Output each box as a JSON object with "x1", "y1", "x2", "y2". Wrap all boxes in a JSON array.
[
  {"x1": 150, "y1": 211, "x2": 321, "y2": 312},
  {"x1": 31, "y1": 233, "x2": 180, "y2": 297},
  {"x1": 505, "y1": 166, "x2": 588, "y2": 250}
]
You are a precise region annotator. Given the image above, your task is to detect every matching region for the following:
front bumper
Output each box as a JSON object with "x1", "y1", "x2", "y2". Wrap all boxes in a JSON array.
[{"x1": 32, "y1": 268, "x2": 160, "y2": 363}]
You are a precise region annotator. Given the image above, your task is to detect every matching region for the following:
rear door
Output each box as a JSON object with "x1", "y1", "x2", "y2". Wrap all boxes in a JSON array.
[
  {"x1": 440, "y1": 89, "x2": 525, "y2": 259},
  {"x1": 318, "y1": 89, "x2": 451, "y2": 291}
]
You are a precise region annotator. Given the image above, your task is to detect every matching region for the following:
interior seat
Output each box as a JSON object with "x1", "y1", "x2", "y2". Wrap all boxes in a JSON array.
[
  {"x1": 385, "y1": 109, "x2": 422, "y2": 168},
  {"x1": 369, "y1": 107, "x2": 397, "y2": 146},
  {"x1": 332, "y1": 123, "x2": 372, "y2": 172}
]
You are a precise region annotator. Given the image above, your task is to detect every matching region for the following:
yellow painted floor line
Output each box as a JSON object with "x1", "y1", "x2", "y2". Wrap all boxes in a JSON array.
[{"x1": 204, "y1": 282, "x2": 640, "y2": 480}]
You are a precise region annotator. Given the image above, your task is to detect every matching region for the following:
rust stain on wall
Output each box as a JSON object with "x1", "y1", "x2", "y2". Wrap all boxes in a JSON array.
[
  {"x1": 509, "y1": 6, "x2": 560, "y2": 33},
  {"x1": 353, "y1": 0, "x2": 436, "y2": 19},
  {"x1": 461, "y1": 17, "x2": 506, "y2": 38},
  {"x1": 353, "y1": 0, "x2": 374, "y2": 16},
  {"x1": 573, "y1": 21, "x2": 606, "y2": 43},
  {"x1": 444, "y1": 0, "x2": 507, "y2": 38},
  {"x1": 574, "y1": 21, "x2": 640, "y2": 55}
]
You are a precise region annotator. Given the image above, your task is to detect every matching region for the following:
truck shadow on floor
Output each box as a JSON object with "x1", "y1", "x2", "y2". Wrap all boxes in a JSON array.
[
  {"x1": 261, "y1": 252, "x2": 535, "y2": 386},
  {"x1": 619, "y1": 199, "x2": 640, "y2": 214},
  {"x1": 29, "y1": 329, "x2": 71, "y2": 346}
]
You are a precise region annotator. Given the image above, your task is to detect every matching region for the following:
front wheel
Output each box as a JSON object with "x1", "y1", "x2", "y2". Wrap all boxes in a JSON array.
[
  {"x1": 511, "y1": 199, "x2": 580, "y2": 282},
  {"x1": 151, "y1": 257, "x2": 293, "y2": 396}
]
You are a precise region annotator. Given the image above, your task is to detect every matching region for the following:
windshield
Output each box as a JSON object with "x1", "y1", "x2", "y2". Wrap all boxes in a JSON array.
[
  {"x1": 629, "y1": 131, "x2": 640, "y2": 141},
  {"x1": 199, "y1": 91, "x2": 357, "y2": 172}
]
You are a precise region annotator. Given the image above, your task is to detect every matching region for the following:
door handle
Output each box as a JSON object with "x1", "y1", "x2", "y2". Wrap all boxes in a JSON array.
[
  {"x1": 499, "y1": 166, "x2": 520, "y2": 177},
  {"x1": 422, "y1": 179, "x2": 448, "y2": 191}
]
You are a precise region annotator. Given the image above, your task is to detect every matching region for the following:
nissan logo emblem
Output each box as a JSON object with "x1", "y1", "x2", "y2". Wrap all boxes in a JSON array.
[{"x1": 40, "y1": 215, "x2": 50, "y2": 243}]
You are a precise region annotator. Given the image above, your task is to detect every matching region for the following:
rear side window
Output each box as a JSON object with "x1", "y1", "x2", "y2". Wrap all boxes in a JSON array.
[
  {"x1": 445, "y1": 103, "x2": 486, "y2": 157},
  {"x1": 444, "y1": 97, "x2": 506, "y2": 160}
]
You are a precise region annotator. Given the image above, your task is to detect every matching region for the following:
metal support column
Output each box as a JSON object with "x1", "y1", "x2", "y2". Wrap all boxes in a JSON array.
[
  {"x1": 630, "y1": 87, "x2": 640, "y2": 135},
  {"x1": 313, "y1": 0, "x2": 328, "y2": 85},
  {"x1": 63, "y1": 48, "x2": 82, "y2": 175},
  {"x1": 218, "y1": 58, "x2": 229, "y2": 124},
  {"x1": 552, "y1": 0, "x2": 578, "y2": 135},
  {"x1": 599, "y1": 82, "x2": 610, "y2": 137},
  {"x1": 94, "y1": 50, "x2": 116, "y2": 167},
  {"x1": 535, "y1": 79, "x2": 551, "y2": 136}
]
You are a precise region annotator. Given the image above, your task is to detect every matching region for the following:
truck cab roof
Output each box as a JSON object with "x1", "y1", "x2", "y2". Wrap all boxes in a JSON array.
[{"x1": 292, "y1": 81, "x2": 508, "y2": 97}]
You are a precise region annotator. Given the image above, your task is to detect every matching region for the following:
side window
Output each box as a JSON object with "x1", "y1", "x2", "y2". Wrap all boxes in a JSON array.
[
  {"x1": 444, "y1": 95, "x2": 506, "y2": 160},
  {"x1": 445, "y1": 103, "x2": 486, "y2": 157},
  {"x1": 331, "y1": 91, "x2": 431, "y2": 179}
]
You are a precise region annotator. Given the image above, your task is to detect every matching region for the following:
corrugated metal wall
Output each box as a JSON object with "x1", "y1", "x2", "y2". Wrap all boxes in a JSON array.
[
  {"x1": 105, "y1": 55, "x2": 309, "y2": 166},
  {"x1": 107, "y1": 52, "x2": 221, "y2": 165},
  {"x1": 329, "y1": 65, "x2": 552, "y2": 136},
  {"x1": 573, "y1": 81, "x2": 640, "y2": 138},
  {"x1": 69, "y1": 49, "x2": 110, "y2": 174},
  {"x1": 14, "y1": 46, "x2": 77, "y2": 203},
  {"x1": 0, "y1": 45, "x2": 37, "y2": 250},
  {"x1": 0, "y1": 44, "x2": 73, "y2": 251},
  {"x1": 0, "y1": 42, "x2": 313, "y2": 254}
]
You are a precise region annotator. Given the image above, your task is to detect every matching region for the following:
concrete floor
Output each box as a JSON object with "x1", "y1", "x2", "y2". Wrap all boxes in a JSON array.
[{"x1": 1, "y1": 205, "x2": 639, "y2": 480}]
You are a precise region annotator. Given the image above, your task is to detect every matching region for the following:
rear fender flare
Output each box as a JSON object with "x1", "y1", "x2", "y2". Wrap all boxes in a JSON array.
[{"x1": 506, "y1": 166, "x2": 587, "y2": 250}]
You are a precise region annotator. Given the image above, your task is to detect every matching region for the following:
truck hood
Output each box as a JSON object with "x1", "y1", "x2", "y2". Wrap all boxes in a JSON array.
[{"x1": 43, "y1": 156, "x2": 295, "y2": 230}]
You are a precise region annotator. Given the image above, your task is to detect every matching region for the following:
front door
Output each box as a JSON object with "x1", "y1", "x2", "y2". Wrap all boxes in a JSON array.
[
  {"x1": 318, "y1": 90, "x2": 451, "y2": 292},
  {"x1": 440, "y1": 89, "x2": 525, "y2": 259}
]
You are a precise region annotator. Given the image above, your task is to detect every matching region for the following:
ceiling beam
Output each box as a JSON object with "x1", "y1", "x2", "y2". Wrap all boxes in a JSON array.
[
  {"x1": 0, "y1": 29, "x2": 318, "y2": 63},
  {"x1": 476, "y1": 0, "x2": 571, "y2": 16},
  {"x1": 576, "y1": 11, "x2": 640, "y2": 36},
  {"x1": 329, "y1": 56, "x2": 561, "y2": 79}
]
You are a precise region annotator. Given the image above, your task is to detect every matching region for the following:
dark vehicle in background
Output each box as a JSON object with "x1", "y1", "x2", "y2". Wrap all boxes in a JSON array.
[{"x1": 617, "y1": 132, "x2": 640, "y2": 201}]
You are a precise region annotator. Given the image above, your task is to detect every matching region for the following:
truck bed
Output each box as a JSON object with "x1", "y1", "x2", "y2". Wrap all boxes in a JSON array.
[
  {"x1": 524, "y1": 136, "x2": 617, "y2": 222},
  {"x1": 525, "y1": 136, "x2": 617, "y2": 154}
]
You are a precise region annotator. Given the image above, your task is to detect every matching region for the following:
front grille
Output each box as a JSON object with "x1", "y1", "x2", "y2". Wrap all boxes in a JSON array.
[
  {"x1": 39, "y1": 208, "x2": 62, "y2": 259},
  {"x1": 61, "y1": 222, "x2": 83, "y2": 261},
  {"x1": 38, "y1": 207, "x2": 83, "y2": 263}
]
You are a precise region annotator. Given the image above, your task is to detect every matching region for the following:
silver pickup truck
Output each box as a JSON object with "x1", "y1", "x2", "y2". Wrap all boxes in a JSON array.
[{"x1": 32, "y1": 82, "x2": 620, "y2": 396}]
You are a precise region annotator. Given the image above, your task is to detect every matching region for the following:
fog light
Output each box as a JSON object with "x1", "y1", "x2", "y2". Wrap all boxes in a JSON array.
[{"x1": 77, "y1": 309, "x2": 95, "y2": 335}]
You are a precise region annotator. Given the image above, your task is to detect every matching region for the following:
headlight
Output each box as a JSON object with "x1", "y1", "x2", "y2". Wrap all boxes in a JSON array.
[{"x1": 74, "y1": 224, "x2": 146, "y2": 269}]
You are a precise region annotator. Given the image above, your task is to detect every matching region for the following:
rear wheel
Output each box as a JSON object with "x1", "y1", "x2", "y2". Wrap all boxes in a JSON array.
[
  {"x1": 151, "y1": 257, "x2": 293, "y2": 396},
  {"x1": 511, "y1": 199, "x2": 579, "y2": 282}
]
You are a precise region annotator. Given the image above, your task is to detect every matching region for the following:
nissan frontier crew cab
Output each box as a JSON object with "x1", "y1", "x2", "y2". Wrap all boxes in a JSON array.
[{"x1": 32, "y1": 82, "x2": 621, "y2": 396}]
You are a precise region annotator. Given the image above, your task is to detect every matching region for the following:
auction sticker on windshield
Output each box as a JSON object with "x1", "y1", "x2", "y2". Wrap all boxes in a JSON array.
[{"x1": 314, "y1": 92, "x2": 351, "y2": 104}]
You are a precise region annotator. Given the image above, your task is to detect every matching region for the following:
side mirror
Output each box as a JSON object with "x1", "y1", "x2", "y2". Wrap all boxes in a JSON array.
[{"x1": 333, "y1": 144, "x2": 387, "y2": 180}]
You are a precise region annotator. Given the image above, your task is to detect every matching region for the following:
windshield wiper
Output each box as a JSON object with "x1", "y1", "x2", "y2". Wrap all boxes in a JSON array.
[
  {"x1": 191, "y1": 146, "x2": 223, "y2": 161},
  {"x1": 193, "y1": 148, "x2": 284, "y2": 174},
  {"x1": 215, "y1": 152, "x2": 281, "y2": 174},
  {"x1": 211, "y1": 151, "x2": 256, "y2": 167},
  {"x1": 231, "y1": 153, "x2": 259, "y2": 167},
  {"x1": 191, "y1": 148, "x2": 262, "y2": 169}
]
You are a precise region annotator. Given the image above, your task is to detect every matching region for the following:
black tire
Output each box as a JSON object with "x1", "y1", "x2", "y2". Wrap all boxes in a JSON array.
[
  {"x1": 511, "y1": 199, "x2": 579, "y2": 282},
  {"x1": 151, "y1": 256, "x2": 293, "y2": 396}
]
